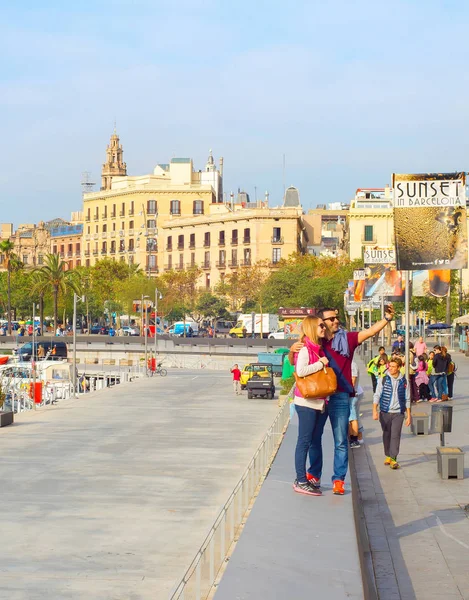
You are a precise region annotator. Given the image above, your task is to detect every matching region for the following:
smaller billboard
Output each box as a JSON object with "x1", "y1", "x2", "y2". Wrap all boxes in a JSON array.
[{"x1": 364, "y1": 246, "x2": 396, "y2": 265}]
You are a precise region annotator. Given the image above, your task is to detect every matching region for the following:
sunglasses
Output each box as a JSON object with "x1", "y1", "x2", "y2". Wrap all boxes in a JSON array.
[{"x1": 323, "y1": 316, "x2": 339, "y2": 322}]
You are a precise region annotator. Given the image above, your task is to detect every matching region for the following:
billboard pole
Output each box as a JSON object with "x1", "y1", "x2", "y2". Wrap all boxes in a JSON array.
[
  {"x1": 380, "y1": 295, "x2": 385, "y2": 348},
  {"x1": 404, "y1": 270, "x2": 410, "y2": 391}
]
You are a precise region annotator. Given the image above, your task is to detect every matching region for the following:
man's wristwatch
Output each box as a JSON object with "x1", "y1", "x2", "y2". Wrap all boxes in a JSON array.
[{"x1": 384, "y1": 316, "x2": 392, "y2": 322}]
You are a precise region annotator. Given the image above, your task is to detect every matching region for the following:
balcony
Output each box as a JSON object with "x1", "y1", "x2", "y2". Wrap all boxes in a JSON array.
[
  {"x1": 84, "y1": 250, "x2": 90, "y2": 257},
  {"x1": 271, "y1": 237, "x2": 284, "y2": 244},
  {"x1": 119, "y1": 247, "x2": 126, "y2": 253},
  {"x1": 186, "y1": 262, "x2": 197, "y2": 269},
  {"x1": 128, "y1": 229, "x2": 134, "y2": 236},
  {"x1": 93, "y1": 249, "x2": 98, "y2": 255},
  {"x1": 101, "y1": 213, "x2": 107, "y2": 219},
  {"x1": 189, "y1": 242, "x2": 196, "y2": 249},
  {"x1": 111, "y1": 212, "x2": 116, "y2": 219},
  {"x1": 175, "y1": 264, "x2": 184, "y2": 271},
  {"x1": 120, "y1": 210, "x2": 125, "y2": 217},
  {"x1": 203, "y1": 240, "x2": 211, "y2": 248},
  {"x1": 177, "y1": 244, "x2": 184, "y2": 250},
  {"x1": 93, "y1": 233, "x2": 99, "y2": 240},
  {"x1": 270, "y1": 261, "x2": 281, "y2": 268},
  {"x1": 240, "y1": 259, "x2": 251, "y2": 266},
  {"x1": 85, "y1": 234, "x2": 91, "y2": 241},
  {"x1": 67, "y1": 252, "x2": 73, "y2": 258},
  {"x1": 231, "y1": 238, "x2": 238, "y2": 246},
  {"x1": 166, "y1": 245, "x2": 173, "y2": 252},
  {"x1": 216, "y1": 261, "x2": 226, "y2": 268},
  {"x1": 165, "y1": 264, "x2": 174, "y2": 271},
  {"x1": 102, "y1": 232, "x2": 107, "y2": 239},
  {"x1": 170, "y1": 211, "x2": 181, "y2": 217},
  {"x1": 110, "y1": 231, "x2": 116, "y2": 238},
  {"x1": 128, "y1": 247, "x2": 135, "y2": 253},
  {"x1": 202, "y1": 261, "x2": 211, "y2": 269},
  {"x1": 218, "y1": 239, "x2": 226, "y2": 247},
  {"x1": 129, "y1": 210, "x2": 134, "y2": 216},
  {"x1": 361, "y1": 235, "x2": 377, "y2": 244},
  {"x1": 110, "y1": 248, "x2": 116, "y2": 254},
  {"x1": 59, "y1": 252, "x2": 64, "y2": 258},
  {"x1": 243, "y1": 237, "x2": 251, "y2": 245},
  {"x1": 94, "y1": 214, "x2": 99, "y2": 221},
  {"x1": 228, "y1": 260, "x2": 238, "y2": 268},
  {"x1": 193, "y1": 209, "x2": 204, "y2": 215},
  {"x1": 101, "y1": 249, "x2": 107, "y2": 255},
  {"x1": 85, "y1": 215, "x2": 90, "y2": 222}
]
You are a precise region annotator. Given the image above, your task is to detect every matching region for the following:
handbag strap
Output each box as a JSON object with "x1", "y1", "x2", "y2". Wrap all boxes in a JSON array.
[{"x1": 323, "y1": 345, "x2": 354, "y2": 395}]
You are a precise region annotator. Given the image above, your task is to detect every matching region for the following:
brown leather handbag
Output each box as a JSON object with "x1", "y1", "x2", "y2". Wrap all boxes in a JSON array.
[{"x1": 294, "y1": 364, "x2": 337, "y2": 399}]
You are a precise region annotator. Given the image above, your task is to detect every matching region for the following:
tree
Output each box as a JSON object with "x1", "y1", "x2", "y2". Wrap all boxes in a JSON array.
[
  {"x1": 195, "y1": 292, "x2": 229, "y2": 331},
  {"x1": 0, "y1": 240, "x2": 15, "y2": 334},
  {"x1": 34, "y1": 254, "x2": 79, "y2": 329}
]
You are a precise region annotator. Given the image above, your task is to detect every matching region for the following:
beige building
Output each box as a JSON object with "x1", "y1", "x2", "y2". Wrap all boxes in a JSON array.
[
  {"x1": 82, "y1": 132, "x2": 223, "y2": 274},
  {"x1": 162, "y1": 203, "x2": 306, "y2": 288},
  {"x1": 303, "y1": 203, "x2": 349, "y2": 257},
  {"x1": 348, "y1": 187, "x2": 394, "y2": 260},
  {"x1": 49, "y1": 213, "x2": 83, "y2": 270}
]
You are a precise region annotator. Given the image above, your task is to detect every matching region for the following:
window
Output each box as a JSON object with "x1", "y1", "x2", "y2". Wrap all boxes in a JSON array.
[
  {"x1": 110, "y1": 241, "x2": 116, "y2": 253},
  {"x1": 103, "y1": 206, "x2": 107, "y2": 218},
  {"x1": 272, "y1": 227, "x2": 282, "y2": 243},
  {"x1": 193, "y1": 200, "x2": 204, "y2": 215},
  {"x1": 95, "y1": 225, "x2": 98, "y2": 233},
  {"x1": 231, "y1": 249, "x2": 237, "y2": 265},
  {"x1": 364, "y1": 225, "x2": 374, "y2": 242},
  {"x1": 121, "y1": 222, "x2": 125, "y2": 230},
  {"x1": 95, "y1": 209, "x2": 99, "y2": 219},
  {"x1": 87, "y1": 226, "x2": 90, "y2": 234},
  {"x1": 102, "y1": 242, "x2": 107, "y2": 253},
  {"x1": 167, "y1": 236, "x2": 172, "y2": 251},
  {"x1": 204, "y1": 251, "x2": 210, "y2": 267},
  {"x1": 112, "y1": 222, "x2": 116, "y2": 231},
  {"x1": 112, "y1": 204, "x2": 116, "y2": 218},
  {"x1": 76, "y1": 243, "x2": 80, "y2": 253},
  {"x1": 205, "y1": 274, "x2": 211, "y2": 290},
  {"x1": 168, "y1": 255, "x2": 172, "y2": 269},
  {"x1": 129, "y1": 239, "x2": 134, "y2": 251},
  {"x1": 148, "y1": 254, "x2": 157, "y2": 269},
  {"x1": 170, "y1": 199, "x2": 181, "y2": 215},
  {"x1": 147, "y1": 219, "x2": 156, "y2": 229},
  {"x1": 219, "y1": 249, "x2": 226, "y2": 265},
  {"x1": 179, "y1": 253, "x2": 184, "y2": 269},
  {"x1": 147, "y1": 199, "x2": 157, "y2": 215},
  {"x1": 231, "y1": 229, "x2": 238, "y2": 244},
  {"x1": 243, "y1": 228, "x2": 250, "y2": 243},
  {"x1": 76, "y1": 260, "x2": 81, "y2": 267},
  {"x1": 87, "y1": 208, "x2": 90, "y2": 221},
  {"x1": 244, "y1": 248, "x2": 251, "y2": 265},
  {"x1": 129, "y1": 220, "x2": 134, "y2": 230},
  {"x1": 147, "y1": 238, "x2": 157, "y2": 252},
  {"x1": 38, "y1": 254, "x2": 44, "y2": 265},
  {"x1": 22, "y1": 255, "x2": 28, "y2": 264},
  {"x1": 53, "y1": 245, "x2": 57, "y2": 254},
  {"x1": 103, "y1": 224, "x2": 107, "y2": 233},
  {"x1": 190, "y1": 252, "x2": 195, "y2": 267},
  {"x1": 119, "y1": 240, "x2": 125, "y2": 252},
  {"x1": 120, "y1": 202, "x2": 125, "y2": 216},
  {"x1": 86, "y1": 259, "x2": 90, "y2": 267},
  {"x1": 178, "y1": 235, "x2": 184, "y2": 250},
  {"x1": 60, "y1": 245, "x2": 64, "y2": 256},
  {"x1": 204, "y1": 232, "x2": 211, "y2": 247},
  {"x1": 272, "y1": 248, "x2": 282, "y2": 264},
  {"x1": 129, "y1": 255, "x2": 134, "y2": 264},
  {"x1": 68, "y1": 244, "x2": 73, "y2": 256},
  {"x1": 189, "y1": 233, "x2": 195, "y2": 248},
  {"x1": 130, "y1": 201, "x2": 134, "y2": 215},
  {"x1": 219, "y1": 231, "x2": 225, "y2": 246}
]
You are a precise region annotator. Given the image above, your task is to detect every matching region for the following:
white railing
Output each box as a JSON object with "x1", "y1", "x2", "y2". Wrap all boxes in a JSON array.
[{"x1": 168, "y1": 397, "x2": 291, "y2": 600}]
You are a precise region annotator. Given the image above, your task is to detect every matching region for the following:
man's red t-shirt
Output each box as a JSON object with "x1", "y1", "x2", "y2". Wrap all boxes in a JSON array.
[
  {"x1": 324, "y1": 332, "x2": 360, "y2": 394},
  {"x1": 231, "y1": 368, "x2": 241, "y2": 381}
]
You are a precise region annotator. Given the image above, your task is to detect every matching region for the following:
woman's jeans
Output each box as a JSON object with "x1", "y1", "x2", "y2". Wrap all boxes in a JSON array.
[
  {"x1": 328, "y1": 392, "x2": 351, "y2": 482},
  {"x1": 294, "y1": 404, "x2": 328, "y2": 482},
  {"x1": 447, "y1": 373, "x2": 455, "y2": 398},
  {"x1": 435, "y1": 374, "x2": 448, "y2": 399}
]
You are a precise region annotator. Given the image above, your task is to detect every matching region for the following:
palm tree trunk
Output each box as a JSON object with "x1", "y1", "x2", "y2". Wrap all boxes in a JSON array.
[
  {"x1": 39, "y1": 294, "x2": 44, "y2": 333},
  {"x1": 7, "y1": 265, "x2": 11, "y2": 335},
  {"x1": 53, "y1": 285, "x2": 59, "y2": 331}
]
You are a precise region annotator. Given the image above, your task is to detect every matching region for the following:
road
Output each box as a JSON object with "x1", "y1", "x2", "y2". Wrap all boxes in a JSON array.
[{"x1": 0, "y1": 370, "x2": 279, "y2": 600}]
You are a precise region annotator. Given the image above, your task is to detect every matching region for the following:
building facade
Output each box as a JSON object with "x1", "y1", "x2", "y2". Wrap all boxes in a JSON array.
[
  {"x1": 348, "y1": 187, "x2": 394, "y2": 260},
  {"x1": 82, "y1": 133, "x2": 223, "y2": 274},
  {"x1": 303, "y1": 204, "x2": 349, "y2": 257},
  {"x1": 49, "y1": 214, "x2": 84, "y2": 270},
  {"x1": 161, "y1": 203, "x2": 307, "y2": 288}
]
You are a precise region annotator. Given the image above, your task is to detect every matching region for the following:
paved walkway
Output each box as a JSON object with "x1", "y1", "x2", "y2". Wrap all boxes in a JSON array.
[
  {"x1": 355, "y1": 353, "x2": 469, "y2": 600},
  {"x1": 214, "y1": 415, "x2": 364, "y2": 600},
  {"x1": 0, "y1": 370, "x2": 279, "y2": 600}
]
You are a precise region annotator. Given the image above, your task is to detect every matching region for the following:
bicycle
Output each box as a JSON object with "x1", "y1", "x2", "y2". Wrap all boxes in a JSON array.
[{"x1": 149, "y1": 361, "x2": 167, "y2": 377}]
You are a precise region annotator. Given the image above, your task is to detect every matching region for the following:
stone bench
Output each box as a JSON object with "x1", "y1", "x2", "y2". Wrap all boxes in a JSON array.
[
  {"x1": 437, "y1": 447, "x2": 465, "y2": 480},
  {"x1": 119, "y1": 359, "x2": 134, "y2": 366},
  {"x1": 103, "y1": 359, "x2": 116, "y2": 366},
  {"x1": 411, "y1": 412, "x2": 429, "y2": 436},
  {"x1": 84, "y1": 358, "x2": 98, "y2": 365}
]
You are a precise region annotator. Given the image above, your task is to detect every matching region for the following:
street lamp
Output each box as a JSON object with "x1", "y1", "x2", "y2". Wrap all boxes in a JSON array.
[
  {"x1": 141, "y1": 294, "x2": 150, "y2": 375},
  {"x1": 154, "y1": 288, "x2": 163, "y2": 361}
]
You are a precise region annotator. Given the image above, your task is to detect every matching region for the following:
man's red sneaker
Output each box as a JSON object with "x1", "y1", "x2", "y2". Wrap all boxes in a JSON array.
[{"x1": 332, "y1": 480, "x2": 345, "y2": 495}]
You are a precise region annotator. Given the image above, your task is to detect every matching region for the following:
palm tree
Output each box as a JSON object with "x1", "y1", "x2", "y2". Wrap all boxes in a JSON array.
[
  {"x1": 0, "y1": 240, "x2": 15, "y2": 334},
  {"x1": 34, "y1": 254, "x2": 79, "y2": 330}
]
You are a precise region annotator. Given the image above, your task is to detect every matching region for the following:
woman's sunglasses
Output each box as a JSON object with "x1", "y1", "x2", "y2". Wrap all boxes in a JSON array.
[{"x1": 319, "y1": 323, "x2": 327, "y2": 329}]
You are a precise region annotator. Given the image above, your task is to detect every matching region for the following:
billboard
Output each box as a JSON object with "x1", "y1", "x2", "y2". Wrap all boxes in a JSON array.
[
  {"x1": 365, "y1": 265, "x2": 405, "y2": 301},
  {"x1": 392, "y1": 172, "x2": 467, "y2": 270},
  {"x1": 412, "y1": 270, "x2": 450, "y2": 298},
  {"x1": 364, "y1": 246, "x2": 396, "y2": 265},
  {"x1": 353, "y1": 269, "x2": 366, "y2": 302}
]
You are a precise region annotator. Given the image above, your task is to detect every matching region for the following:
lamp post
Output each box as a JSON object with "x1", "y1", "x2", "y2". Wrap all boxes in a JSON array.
[
  {"x1": 154, "y1": 288, "x2": 162, "y2": 362},
  {"x1": 142, "y1": 294, "x2": 150, "y2": 375},
  {"x1": 32, "y1": 302, "x2": 37, "y2": 410}
]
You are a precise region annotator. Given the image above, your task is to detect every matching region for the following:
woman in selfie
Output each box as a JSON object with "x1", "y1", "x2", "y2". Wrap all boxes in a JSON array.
[{"x1": 291, "y1": 315, "x2": 329, "y2": 497}]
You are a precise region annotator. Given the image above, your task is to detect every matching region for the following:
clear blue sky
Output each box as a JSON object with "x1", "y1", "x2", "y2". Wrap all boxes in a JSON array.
[{"x1": 1, "y1": 0, "x2": 468, "y2": 225}]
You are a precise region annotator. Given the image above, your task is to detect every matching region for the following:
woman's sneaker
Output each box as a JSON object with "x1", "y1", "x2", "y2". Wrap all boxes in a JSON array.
[
  {"x1": 306, "y1": 473, "x2": 321, "y2": 488},
  {"x1": 293, "y1": 479, "x2": 322, "y2": 496}
]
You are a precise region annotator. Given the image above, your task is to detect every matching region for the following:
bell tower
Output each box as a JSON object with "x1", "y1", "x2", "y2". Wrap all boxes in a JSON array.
[{"x1": 101, "y1": 128, "x2": 127, "y2": 191}]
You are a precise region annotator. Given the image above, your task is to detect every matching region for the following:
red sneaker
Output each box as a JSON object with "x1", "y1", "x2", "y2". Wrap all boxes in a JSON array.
[
  {"x1": 306, "y1": 473, "x2": 321, "y2": 488},
  {"x1": 332, "y1": 480, "x2": 345, "y2": 495}
]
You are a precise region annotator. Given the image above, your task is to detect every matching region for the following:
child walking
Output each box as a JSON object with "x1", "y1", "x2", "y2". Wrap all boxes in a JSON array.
[
  {"x1": 373, "y1": 357, "x2": 411, "y2": 469},
  {"x1": 231, "y1": 364, "x2": 242, "y2": 395}
]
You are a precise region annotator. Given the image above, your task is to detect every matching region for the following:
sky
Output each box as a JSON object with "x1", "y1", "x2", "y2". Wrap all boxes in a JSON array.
[{"x1": 1, "y1": 0, "x2": 469, "y2": 225}]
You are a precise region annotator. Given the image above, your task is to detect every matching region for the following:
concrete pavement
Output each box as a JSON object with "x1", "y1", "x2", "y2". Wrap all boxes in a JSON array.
[
  {"x1": 0, "y1": 370, "x2": 279, "y2": 599},
  {"x1": 355, "y1": 354, "x2": 469, "y2": 599}
]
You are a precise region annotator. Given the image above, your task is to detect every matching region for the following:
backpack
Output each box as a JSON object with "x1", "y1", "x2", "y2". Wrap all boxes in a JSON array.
[{"x1": 447, "y1": 361, "x2": 456, "y2": 375}]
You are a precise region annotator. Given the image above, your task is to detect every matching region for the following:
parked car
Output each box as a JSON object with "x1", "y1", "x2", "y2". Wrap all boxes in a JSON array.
[
  {"x1": 16, "y1": 341, "x2": 68, "y2": 361},
  {"x1": 268, "y1": 328, "x2": 285, "y2": 340},
  {"x1": 90, "y1": 325, "x2": 109, "y2": 335},
  {"x1": 240, "y1": 363, "x2": 273, "y2": 390},
  {"x1": 122, "y1": 326, "x2": 139, "y2": 336}
]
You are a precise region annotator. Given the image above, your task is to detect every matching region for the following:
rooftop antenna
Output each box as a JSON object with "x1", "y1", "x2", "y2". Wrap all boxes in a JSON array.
[
  {"x1": 113, "y1": 118, "x2": 117, "y2": 134},
  {"x1": 81, "y1": 171, "x2": 96, "y2": 196}
]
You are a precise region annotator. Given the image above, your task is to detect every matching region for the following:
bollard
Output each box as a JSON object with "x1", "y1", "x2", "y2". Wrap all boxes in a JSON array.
[
  {"x1": 411, "y1": 412, "x2": 429, "y2": 436},
  {"x1": 436, "y1": 447, "x2": 465, "y2": 479}
]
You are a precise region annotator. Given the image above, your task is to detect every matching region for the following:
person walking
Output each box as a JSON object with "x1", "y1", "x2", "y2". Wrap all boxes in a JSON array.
[
  {"x1": 392, "y1": 335, "x2": 405, "y2": 354},
  {"x1": 292, "y1": 316, "x2": 329, "y2": 497},
  {"x1": 231, "y1": 364, "x2": 241, "y2": 395},
  {"x1": 367, "y1": 346, "x2": 386, "y2": 393},
  {"x1": 445, "y1": 351, "x2": 456, "y2": 400},
  {"x1": 350, "y1": 359, "x2": 364, "y2": 449},
  {"x1": 415, "y1": 354, "x2": 431, "y2": 402},
  {"x1": 290, "y1": 304, "x2": 394, "y2": 495},
  {"x1": 427, "y1": 350, "x2": 436, "y2": 399},
  {"x1": 408, "y1": 345, "x2": 419, "y2": 402},
  {"x1": 373, "y1": 357, "x2": 411, "y2": 469},
  {"x1": 414, "y1": 336, "x2": 427, "y2": 357},
  {"x1": 430, "y1": 345, "x2": 451, "y2": 403}
]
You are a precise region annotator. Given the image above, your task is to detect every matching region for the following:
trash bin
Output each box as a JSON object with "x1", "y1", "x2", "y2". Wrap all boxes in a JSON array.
[{"x1": 431, "y1": 404, "x2": 453, "y2": 434}]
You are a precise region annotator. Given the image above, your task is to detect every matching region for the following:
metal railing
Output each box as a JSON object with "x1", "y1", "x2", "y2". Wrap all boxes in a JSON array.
[{"x1": 168, "y1": 397, "x2": 290, "y2": 600}]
